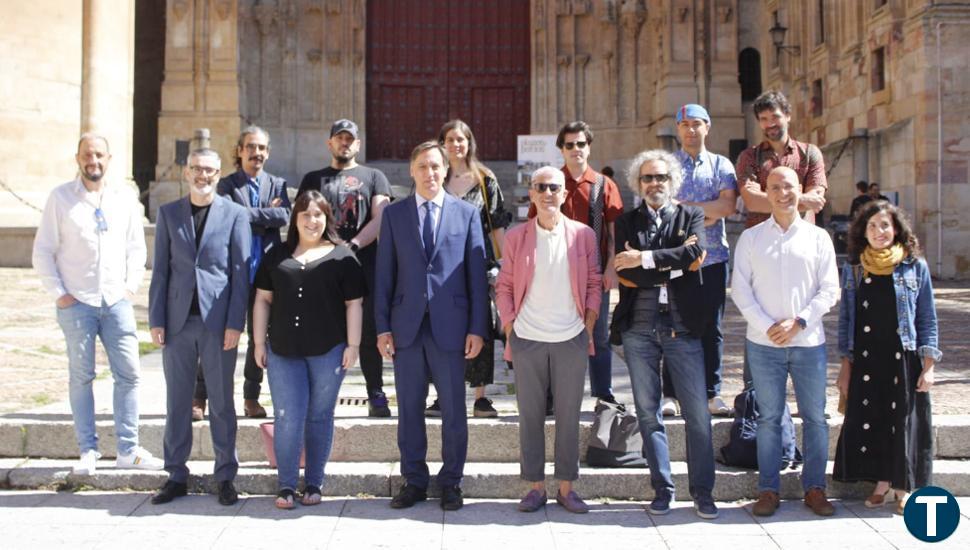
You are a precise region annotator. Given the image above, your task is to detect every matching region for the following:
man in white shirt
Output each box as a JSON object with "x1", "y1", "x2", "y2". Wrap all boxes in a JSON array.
[
  {"x1": 732, "y1": 166, "x2": 839, "y2": 517},
  {"x1": 32, "y1": 133, "x2": 162, "y2": 475}
]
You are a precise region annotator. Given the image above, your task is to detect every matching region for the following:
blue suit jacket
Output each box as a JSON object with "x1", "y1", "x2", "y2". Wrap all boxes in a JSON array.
[
  {"x1": 216, "y1": 169, "x2": 291, "y2": 250},
  {"x1": 149, "y1": 195, "x2": 251, "y2": 336},
  {"x1": 374, "y1": 193, "x2": 488, "y2": 351}
]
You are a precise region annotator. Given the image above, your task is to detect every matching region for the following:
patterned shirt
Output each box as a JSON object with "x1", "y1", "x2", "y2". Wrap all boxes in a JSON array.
[
  {"x1": 735, "y1": 138, "x2": 827, "y2": 228},
  {"x1": 674, "y1": 149, "x2": 737, "y2": 266}
]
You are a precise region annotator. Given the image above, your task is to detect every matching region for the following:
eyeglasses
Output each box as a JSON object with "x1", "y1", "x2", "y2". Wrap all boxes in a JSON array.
[
  {"x1": 562, "y1": 141, "x2": 588, "y2": 150},
  {"x1": 189, "y1": 166, "x2": 220, "y2": 177},
  {"x1": 243, "y1": 143, "x2": 268, "y2": 152},
  {"x1": 531, "y1": 183, "x2": 562, "y2": 193},
  {"x1": 639, "y1": 173, "x2": 671, "y2": 184},
  {"x1": 94, "y1": 208, "x2": 107, "y2": 233}
]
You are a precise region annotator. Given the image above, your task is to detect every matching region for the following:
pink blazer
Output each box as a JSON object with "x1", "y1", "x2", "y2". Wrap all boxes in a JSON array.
[{"x1": 495, "y1": 217, "x2": 602, "y2": 361}]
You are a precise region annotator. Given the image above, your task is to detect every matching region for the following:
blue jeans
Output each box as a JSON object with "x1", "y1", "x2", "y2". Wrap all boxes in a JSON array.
[
  {"x1": 588, "y1": 290, "x2": 613, "y2": 398},
  {"x1": 55, "y1": 298, "x2": 140, "y2": 455},
  {"x1": 622, "y1": 313, "x2": 714, "y2": 499},
  {"x1": 746, "y1": 340, "x2": 828, "y2": 493},
  {"x1": 267, "y1": 343, "x2": 347, "y2": 491}
]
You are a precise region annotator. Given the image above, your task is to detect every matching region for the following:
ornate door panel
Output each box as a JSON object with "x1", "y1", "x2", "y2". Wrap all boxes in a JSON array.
[{"x1": 367, "y1": 0, "x2": 530, "y2": 160}]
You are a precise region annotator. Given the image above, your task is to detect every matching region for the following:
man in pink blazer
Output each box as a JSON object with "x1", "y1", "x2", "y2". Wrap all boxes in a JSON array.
[{"x1": 495, "y1": 166, "x2": 601, "y2": 514}]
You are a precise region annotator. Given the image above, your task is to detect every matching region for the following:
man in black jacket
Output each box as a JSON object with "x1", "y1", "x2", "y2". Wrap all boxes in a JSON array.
[{"x1": 610, "y1": 149, "x2": 717, "y2": 520}]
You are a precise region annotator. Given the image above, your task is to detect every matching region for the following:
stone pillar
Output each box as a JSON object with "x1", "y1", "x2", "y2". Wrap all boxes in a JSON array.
[
  {"x1": 81, "y1": 0, "x2": 136, "y2": 186},
  {"x1": 152, "y1": 0, "x2": 242, "y2": 219}
]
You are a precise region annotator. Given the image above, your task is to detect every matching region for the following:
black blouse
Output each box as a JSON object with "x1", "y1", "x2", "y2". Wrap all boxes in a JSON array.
[{"x1": 254, "y1": 244, "x2": 365, "y2": 357}]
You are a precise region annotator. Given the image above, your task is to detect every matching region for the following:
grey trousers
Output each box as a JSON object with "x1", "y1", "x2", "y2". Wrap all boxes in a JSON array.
[
  {"x1": 162, "y1": 315, "x2": 239, "y2": 483},
  {"x1": 510, "y1": 329, "x2": 589, "y2": 482}
]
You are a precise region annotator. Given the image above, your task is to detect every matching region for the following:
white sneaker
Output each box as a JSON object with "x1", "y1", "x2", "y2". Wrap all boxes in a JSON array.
[
  {"x1": 709, "y1": 396, "x2": 733, "y2": 416},
  {"x1": 73, "y1": 449, "x2": 102, "y2": 475},
  {"x1": 660, "y1": 397, "x2": 679, "y2": 416},
  {"x1": 116, "y1": 446, "x2": 164, "y2": 470}
]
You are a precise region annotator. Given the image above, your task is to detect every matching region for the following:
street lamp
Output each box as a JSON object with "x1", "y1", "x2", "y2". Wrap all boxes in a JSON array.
[{"x1": 769, "y1": 13, "x2": 800, "y2": 57}]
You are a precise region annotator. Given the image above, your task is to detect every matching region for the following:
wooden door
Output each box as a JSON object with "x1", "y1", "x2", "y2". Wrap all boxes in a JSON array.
[{"x1": 366, "y1": 1, "x2": 530, "y2": 160}]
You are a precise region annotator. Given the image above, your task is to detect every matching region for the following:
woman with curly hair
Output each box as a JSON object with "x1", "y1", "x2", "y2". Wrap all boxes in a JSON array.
[{"x1": 833, "y1": 201, "x2": 939, "y2": 514}]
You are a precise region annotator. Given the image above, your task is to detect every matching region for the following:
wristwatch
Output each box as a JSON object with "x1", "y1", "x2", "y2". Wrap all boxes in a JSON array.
[
  {"x1": 795, "y1": 317, "x2": 807, "y2": 329},
  {"x1": 349, "y1": 242, "x2": 360, "y2": 253}
]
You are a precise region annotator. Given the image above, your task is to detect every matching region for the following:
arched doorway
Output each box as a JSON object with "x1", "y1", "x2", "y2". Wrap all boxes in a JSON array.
[{"x1": 737, "y1": 47, "x2": 763, "y2": 157}]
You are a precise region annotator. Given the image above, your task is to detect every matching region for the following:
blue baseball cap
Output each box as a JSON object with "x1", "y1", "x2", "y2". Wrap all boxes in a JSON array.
[{"x1": 676, "y1": 104, "x2": 711, "y2": 125}]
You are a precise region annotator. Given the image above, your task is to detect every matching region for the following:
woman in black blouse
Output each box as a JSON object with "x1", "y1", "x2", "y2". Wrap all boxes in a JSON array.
[{"x1": 253, "y1": 190, "x2": 364, "y2": 509}]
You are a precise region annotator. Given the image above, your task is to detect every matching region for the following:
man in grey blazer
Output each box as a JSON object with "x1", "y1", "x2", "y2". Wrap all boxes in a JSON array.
[
  {"x1": 187, "y1": 126, "x2": 290, "y2": 420},
  {"x1": 149, "y1": 148, "x2": 251, "y2": 506}
]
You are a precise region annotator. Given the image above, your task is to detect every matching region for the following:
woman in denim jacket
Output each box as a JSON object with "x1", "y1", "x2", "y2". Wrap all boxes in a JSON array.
[{"x1": 833, "y1": 201, "x2": 939, "y2": 514}]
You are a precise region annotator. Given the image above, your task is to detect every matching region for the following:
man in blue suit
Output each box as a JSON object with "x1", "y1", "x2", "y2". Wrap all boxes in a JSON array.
[
  {"x1": 375, "y1": 141, "x2": 488, "y2": 511},
  {"x1": 149, "y1": 148, "x2": 251, "y2": 506},
  {"x1": 187, "y1": 126, "x2": 290, "y2": 420}
]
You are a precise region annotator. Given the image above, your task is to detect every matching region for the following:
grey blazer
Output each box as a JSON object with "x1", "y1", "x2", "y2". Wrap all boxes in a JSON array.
[{"x1": 216, "y1": 169, "x2": 291, "y2": 250}]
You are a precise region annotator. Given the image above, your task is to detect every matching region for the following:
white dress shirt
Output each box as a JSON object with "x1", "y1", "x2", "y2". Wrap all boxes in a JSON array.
[
  {"x1": 32, "y1": 179, "x2": 146, "y2": 307},
  {"x1": 514, "y1": 218, "x2": 585, "y2": 342},
  {"x1": 731, "y1": 215, "x2": 839, "y2": 347},
  {"x1": 415, "y1": 189, "x2": 445, "y2": 245}
]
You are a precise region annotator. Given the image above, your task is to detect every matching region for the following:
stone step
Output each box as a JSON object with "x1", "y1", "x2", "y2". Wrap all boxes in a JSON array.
[
  {"x1": 4, "y1": 415, "x2": 970, "y2": 463},
  {"x1": 3, "y1": 458, "x2": 970, "y2": 500}
]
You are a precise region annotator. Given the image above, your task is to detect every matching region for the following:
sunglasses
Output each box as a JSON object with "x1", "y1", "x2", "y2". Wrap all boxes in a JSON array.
[
  {"x1": 531, "y1": 183, "x2": 562, "y2": 193},
  {"x1": 639, "y1": 173, "x2": 671, "y2": 183},
  {"x1": 562, "y1": 141, "x2": 587, "y2": 150},
  {"x1": 94, "y1": 207, "x2": 108, "y2": 233}
]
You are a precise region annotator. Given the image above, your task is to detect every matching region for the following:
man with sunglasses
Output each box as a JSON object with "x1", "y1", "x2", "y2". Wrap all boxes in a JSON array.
[
  {"x1": 185, "y1": 126, "x2": 291, "y2": 421},
  {"x1": 528, "y1": 121, "x2": 623, "y2": 405},
  {"x1": 610, "y1": 149, "x2": 717, "y2": 519},
  {"x1": 149, "y1": 148, "x2": 251, "y2": 506},
  {"x1": 658, "y1": 104, "x2": 739, "y2": 418},
  {"x1": 33, "y1": 133, "x2": 164, "y2": 476}
]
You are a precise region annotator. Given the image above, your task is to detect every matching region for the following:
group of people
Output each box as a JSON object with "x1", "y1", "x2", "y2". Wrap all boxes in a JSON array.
[{"x1": 32, "y1": 88, "x2": 939, "y2": 519}]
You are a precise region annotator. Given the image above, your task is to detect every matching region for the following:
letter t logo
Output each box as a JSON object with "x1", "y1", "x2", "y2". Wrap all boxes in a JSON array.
[{"x1": 915, "y1": 496, "x2": 949, "y2": 537}]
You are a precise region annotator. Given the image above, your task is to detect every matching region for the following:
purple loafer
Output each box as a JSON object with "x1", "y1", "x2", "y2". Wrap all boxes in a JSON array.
[
  {"x1": 517, "y1": 489, "x2": 548, "y2": 512},
  {"x1": 556, "y1": 490, "x2": 589, "y2": 514}
]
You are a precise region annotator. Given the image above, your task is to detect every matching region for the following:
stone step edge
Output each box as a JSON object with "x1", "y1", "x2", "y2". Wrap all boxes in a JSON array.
[
  {"x1": 2, "y1": 459, "x2": 970, "y2": 499},
  {"x1": 4, "y1": 417, "x2": 970, "y2": 461}
]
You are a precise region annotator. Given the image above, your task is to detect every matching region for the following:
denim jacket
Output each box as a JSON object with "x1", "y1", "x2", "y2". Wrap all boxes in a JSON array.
[{"x1": 837, "y1": 256, "x2": 942, "y2": 362}]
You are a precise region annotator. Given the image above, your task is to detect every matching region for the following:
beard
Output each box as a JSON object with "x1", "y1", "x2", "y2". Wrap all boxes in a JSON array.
[
  {"x1": 82, "y1": 167, "x2": 104, "y2": 182},
  {"x1": 189, "y1": 183, "x2": 215, "y2": 197},
  {"x1": 644, "y1": 190, "x2": 669, "y2": 208}
]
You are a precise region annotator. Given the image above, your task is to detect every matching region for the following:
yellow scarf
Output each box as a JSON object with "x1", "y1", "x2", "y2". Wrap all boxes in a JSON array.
[{"x1": 860, "y1": 243, "x2": 905, "y2": 276}]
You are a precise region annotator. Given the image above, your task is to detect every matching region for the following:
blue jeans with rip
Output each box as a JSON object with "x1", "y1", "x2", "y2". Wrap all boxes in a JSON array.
[
  {"x1": 267, "y1": 343, "x2": 347, "y2": 491},
  {"x1": 746, "y1": 340, "x2": 828, "y2": 493},
  {"x1": 56, "y1": 298, "x2": 141, "y2": 455}
]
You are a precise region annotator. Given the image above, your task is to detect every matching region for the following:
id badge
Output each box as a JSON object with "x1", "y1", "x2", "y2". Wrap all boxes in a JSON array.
[{"x1": 659, "y1": 285, "x2": 669, "y2": 305}]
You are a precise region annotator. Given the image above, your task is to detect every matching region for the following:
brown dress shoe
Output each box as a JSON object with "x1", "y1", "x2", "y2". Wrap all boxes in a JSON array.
[
  {"x1": 191, "y1": 399, "x2": 206, "y2": 422},
  {"x1": 244, "y1": 399, "x2": 267, "y2": 418},
  {"x1": 804, "y1": 488, "x2": 835, "y2": 516},
  {"x1": 752, "y1": 491, "x2": 780, "y2": 516}
]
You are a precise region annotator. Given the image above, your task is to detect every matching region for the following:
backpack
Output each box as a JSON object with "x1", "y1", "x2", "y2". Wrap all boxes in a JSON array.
[
  {"x1": 718, "y1": 387, "x2": 803, "y2": 470},
  {"x1": 586, "y1": 400, "x2": 648, "y2": 468}
]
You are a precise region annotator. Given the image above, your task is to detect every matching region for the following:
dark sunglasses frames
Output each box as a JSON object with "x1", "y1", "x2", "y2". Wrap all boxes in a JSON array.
[
  {"x1": 562, "y1": 141, "x2": 587, "y2": 150},
  {"x1": 531, "y1": 183, "x2": 562, "y2": 193},
  {"x1": 639, "y1": 173, "x2": 671, "y2": 184}
]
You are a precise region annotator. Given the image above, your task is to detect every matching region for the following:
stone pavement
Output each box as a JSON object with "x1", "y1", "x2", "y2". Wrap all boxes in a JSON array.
[{"x1": 1, "y1": 490, "x2": 969, "y2": 550}]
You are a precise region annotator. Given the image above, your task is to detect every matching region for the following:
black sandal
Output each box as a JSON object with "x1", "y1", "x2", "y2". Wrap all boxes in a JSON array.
[
  {"x1": 275, "y1": 488, "x2": 296, "y2": 510},
  {"x1": 302, "y1": 485, "x2": 322, "y2": 506}
]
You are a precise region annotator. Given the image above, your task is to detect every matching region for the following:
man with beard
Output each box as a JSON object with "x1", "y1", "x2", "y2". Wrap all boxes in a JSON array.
[
  {"x1": 187, "y1": 126, "x2": 290, "y2": 420},
  {"x1": 33, "y1": 133, "x2": 163, "y2": 475},
  {"x1": 610, "y1": 149, "x2": 718, "y2": 520},
  {"x1": 298, "y1": 119, "x2": 393, "y2": 417},
  {"x1": 736, "y1": 90, "x2": 827, "y2": 229},
  {"x1": 149, "y1": 148, "x2": 250, "y2": 506}
]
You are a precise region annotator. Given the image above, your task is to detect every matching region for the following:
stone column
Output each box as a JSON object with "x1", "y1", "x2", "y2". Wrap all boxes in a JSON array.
[{"x1": 81, "y1": 0, "x2": 135, "y2": 186}]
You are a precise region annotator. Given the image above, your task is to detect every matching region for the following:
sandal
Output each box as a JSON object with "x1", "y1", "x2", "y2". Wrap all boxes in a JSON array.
[
  {"x1": 302, "y1": 485, "x2": 322, "y2": 506},
  {"x1": 864, "y1": 487, "x2": 895, "y2": 508},
  {"x1": 275, "y1": 488, "x2": 296, "y2": 510}
]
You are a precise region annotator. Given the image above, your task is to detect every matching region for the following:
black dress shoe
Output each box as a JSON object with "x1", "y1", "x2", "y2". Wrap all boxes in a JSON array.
[
  {"x1": 390, "y1": 483, "x2": 427, "y2": 509},
  {"x1": 151, "y1": 480, "x2": 187, "y2": 505},
  {"x1": 441, "y1": 485, "x2": 463, "y2": 511},
  {"x1": 217, "y1": 480, "x2": 238, "y2": 505}
]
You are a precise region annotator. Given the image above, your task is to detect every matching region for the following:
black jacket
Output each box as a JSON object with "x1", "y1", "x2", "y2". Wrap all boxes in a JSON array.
[{"x1": 609, "y1": 202, "x2": 708, "y2": 343}]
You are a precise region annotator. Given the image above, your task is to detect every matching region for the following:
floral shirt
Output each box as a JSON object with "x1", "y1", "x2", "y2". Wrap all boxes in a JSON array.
[{"x1": 674, "y1": 149, "x2": 737, "y2": 266}]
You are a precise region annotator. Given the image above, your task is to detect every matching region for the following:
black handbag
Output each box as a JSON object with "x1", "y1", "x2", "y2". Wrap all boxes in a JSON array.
[{"x1": 586, "y1": 400, "x2": 648, "y2": 468}]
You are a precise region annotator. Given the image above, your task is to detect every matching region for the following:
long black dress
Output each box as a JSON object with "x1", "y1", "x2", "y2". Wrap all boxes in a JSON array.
[{"x1": 833, "y1": 272, "x2": 933, "y2": 490}]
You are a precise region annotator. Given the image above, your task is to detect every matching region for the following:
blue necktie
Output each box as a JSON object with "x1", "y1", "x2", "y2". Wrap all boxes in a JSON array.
[
  {"x1": 422, "y1": 201, "x2": 435, "y2": 257},
  {"x1": 248, "y1": 179, "x2": 262, "y2": 283}
]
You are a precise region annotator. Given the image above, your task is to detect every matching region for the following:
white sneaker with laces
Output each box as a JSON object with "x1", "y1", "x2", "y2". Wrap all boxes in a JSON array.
[
  {"x1": 73, "y1": 449, "x2": 102, "y2": 475},
  {"x1": 660, "y1": 397, "x2": 679, "y2": 416},
  {"x1": 708, "y1": 396, "x2": 733, "y2": 416},
  {"x1": 116, "y1": 446, "x2": 164, "y2": 470}
]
